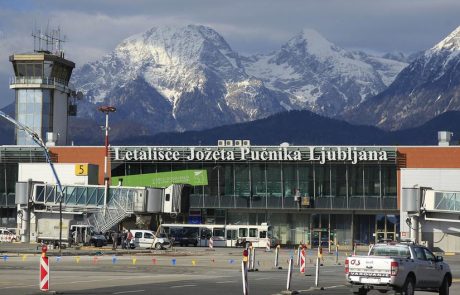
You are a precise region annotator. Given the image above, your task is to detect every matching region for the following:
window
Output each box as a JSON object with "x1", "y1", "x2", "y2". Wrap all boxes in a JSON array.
[
  {"x1": 213, "y1": 228, "x2": 225, "y2": 237},
  {"x1": 239, "y1": 228, "x2": 248, "y2": 238},
  {"x1": 201, "y1": 228, "x2": 212, "y2": 239},
  {"x1": 423, "y1": 248, "x2": 436, "y2": 261},
  {"x1": 134, "y1": 232, "x2": 142, "y2": 238},
  {"x1": 259, "y1": 231, "x2": 267, "y2": 238},
  {"x1": 165, "y1": 194, "x2": 170, "y2": 201},
  {"x1": 226, "y1": 229, "x2": 237, "y2": 240},
  {"x1": 413, "y1": 247, "x2": 426, "y2": 260},
  {"x1": 144, "y1": 232, "x2": 154, "y2": 239},
  {"x1": 249, "y1": 228, "x2": 257, "y2": 238}
]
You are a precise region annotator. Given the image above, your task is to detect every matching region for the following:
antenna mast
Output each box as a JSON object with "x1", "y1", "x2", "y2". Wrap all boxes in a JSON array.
[{"x1": 32, "y1": 24, "x2": 66, "y2": 56}]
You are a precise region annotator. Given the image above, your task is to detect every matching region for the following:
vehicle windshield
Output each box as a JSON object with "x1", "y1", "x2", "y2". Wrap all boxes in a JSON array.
[{"x1": 370, "y1": 245, "x2": 411, "y2": 258}]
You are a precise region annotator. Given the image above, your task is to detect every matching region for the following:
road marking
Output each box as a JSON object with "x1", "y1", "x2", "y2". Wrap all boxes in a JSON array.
[
  {"x1": 216, "y1": 281, "x2": 236, "y2": 284},
  {"x1": 323, "y1": 285, "x2": 346, "y2": 289},
  {"x1": 113, "y1": 290, "x2": 145, "y2": 294},
  {"x1": 170, "y1": 284, "x2": 197, "y2": 288},
  {"x1": 254, "y1": 277, "x2": 271, "y2": 280},
  {"x1": 452, "y1": 278, "x2": 460, "y2": 283}
]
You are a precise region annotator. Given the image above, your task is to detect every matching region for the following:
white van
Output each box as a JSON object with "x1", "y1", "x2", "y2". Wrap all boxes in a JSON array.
[
  {"x1": 129, "y1": 230, "x2": 171, "y2": 250},
  {"x1": 0, "y1": 228, "x2": 17, "y2": 242}
]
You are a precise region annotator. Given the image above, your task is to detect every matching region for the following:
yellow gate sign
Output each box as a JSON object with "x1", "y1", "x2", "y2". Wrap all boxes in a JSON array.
[{"x1": 75, "y1": 164, "x2": 88, "y2": 176}]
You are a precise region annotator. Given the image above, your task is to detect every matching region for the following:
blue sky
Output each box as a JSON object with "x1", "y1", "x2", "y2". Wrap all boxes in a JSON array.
[{"x1": 0, "y1": 0, "x2": 459, "y2": 107}]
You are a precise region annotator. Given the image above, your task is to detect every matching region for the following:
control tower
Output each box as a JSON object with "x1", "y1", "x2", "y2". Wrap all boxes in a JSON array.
[{"x1": 9, "y1": 28, "x2": 78, "y2": 146}]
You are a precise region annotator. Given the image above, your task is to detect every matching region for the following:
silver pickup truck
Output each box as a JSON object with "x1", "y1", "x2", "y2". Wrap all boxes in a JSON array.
[{"x1": 345, "y1": 242, "x2": 452, "y2": 295}]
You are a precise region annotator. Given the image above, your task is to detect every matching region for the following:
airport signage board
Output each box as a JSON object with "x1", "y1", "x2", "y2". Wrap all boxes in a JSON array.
[
  {"x1": 112, "y1": 146, "x2": 392, "y2": 164},
  {"x1": 111, "y1": 169, "x2": 208, "y2": 187}
]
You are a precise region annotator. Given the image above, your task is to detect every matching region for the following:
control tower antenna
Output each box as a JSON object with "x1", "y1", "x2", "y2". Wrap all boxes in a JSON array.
[{"x1": 32, "y1": 23, "x2": 66, "y2": 56}]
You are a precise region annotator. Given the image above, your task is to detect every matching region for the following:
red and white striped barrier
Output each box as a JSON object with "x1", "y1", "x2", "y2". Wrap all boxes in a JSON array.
[
  {"x1": 208, "y1": 237, "x2": 214, "y2": 249},
  {"x1": 300, "y1": 247, "x2": 306, "y2": 274},
  {"x1": 40, "y1": 256, "x2": 49, "y2": 291}
]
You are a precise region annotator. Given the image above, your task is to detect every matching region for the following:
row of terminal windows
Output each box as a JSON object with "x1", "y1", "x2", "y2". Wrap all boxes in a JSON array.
[{"x1": 112, "y1": 162, "x2": 397, "y2": 209}]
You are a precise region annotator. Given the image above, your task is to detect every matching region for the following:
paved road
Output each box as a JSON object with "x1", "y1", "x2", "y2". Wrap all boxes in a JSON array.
[{"x1": 0, "y1": 245, "x2": 458, "y2": 294}]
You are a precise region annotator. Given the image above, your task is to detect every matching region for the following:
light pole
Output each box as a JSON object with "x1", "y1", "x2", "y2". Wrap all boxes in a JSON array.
[
  {"x1": 98, "y1": 106, "x2": 116, "y2": 216},
  {"x1": 0, "y1": 110, "x2": 64, "y2": 254}
]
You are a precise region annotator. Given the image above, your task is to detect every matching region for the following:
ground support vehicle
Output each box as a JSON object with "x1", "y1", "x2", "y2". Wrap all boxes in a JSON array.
[
  {"x1": 0, "y1": 228, "x2": 17, "y2": 242},
  {"x1": 129, "y1": 230, "x2": 171, "y2": 250},
  {"x1": 345, "y1": 241, "x2": 452, "y2": 295}
]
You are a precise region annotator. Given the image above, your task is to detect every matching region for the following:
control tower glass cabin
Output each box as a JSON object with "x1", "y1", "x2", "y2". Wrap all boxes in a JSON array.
[{"x1": 9, "y1": 52, "x2": 76, "y2": 145}]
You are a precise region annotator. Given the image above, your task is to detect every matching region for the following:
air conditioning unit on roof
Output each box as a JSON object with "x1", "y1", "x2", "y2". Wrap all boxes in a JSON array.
[
  {"x1": 234, "y1": 140, "x2": 242, "y2": 146},
  {"x1": 242, "y1": 140, "x2": 251, "y2": 147},
  {"x1": 218, "y1": 140, "x2": 225, "y2": 147},
  {"x1": 225, "y1": 140, "x2": 233, "y2": 147}
]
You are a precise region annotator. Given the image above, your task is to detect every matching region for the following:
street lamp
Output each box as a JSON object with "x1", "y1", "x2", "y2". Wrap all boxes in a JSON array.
[{"x1": 98, "y1": 106, "x2": 116, "y2": 216}]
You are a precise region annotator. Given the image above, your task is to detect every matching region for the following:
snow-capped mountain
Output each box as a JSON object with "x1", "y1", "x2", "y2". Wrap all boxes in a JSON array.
[
  {"x1": 242, "y1": 29, "x2": 407, "y2": 116},
  {"x1": 73, "y1": 25, "x2": 289, "y2": 135},
  {"x1": 72, "y1": 25, "x2": 407, "y2": 137},
  {"x1": 345, "y1": 26, "x2": 460, "y2": 130}
]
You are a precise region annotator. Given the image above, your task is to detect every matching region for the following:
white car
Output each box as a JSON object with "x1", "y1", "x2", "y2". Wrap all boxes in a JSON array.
[{"x1": 129, "y1": 230, "x2": 171, "y2": 250}]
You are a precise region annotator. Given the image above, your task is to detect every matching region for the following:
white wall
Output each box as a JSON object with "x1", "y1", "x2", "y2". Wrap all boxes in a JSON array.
[
  {"x1": 400, "y1": 168, "x2": 460, "y2": 252},
  {"x1": 18, "y1": 163, "x2": 98, "y2": 185}
]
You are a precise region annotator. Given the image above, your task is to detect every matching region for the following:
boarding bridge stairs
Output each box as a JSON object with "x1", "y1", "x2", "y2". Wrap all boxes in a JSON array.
[{"x1": 87, "y1": 188, "x2": 137, "y2": 233}]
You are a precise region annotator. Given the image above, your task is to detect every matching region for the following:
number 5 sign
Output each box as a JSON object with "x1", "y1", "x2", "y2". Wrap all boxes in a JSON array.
[{"x1": 75, "y1": 164, "x2": 88, "y2": 176}]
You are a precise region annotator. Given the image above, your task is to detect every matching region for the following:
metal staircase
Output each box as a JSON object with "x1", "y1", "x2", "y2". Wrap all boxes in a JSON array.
[{"x1": 87, "y1": 188, "x2": 135, "y2": 233}]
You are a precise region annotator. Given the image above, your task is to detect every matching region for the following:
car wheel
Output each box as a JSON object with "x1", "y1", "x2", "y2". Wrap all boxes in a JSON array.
[
  {"x1": 398, "y1": 277, "x2": 415, "y2": 295},
  {"x1": 440, "y1": 275, "x2": 450, "y2": 295},
  {"x1": 155, "y1": 243, "x2": 162, "y2": 250}
]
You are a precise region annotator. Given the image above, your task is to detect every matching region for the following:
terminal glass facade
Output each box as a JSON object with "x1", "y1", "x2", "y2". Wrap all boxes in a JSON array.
[{"x1": 111, "y1": 146, "x2": 399, "y2": 246}]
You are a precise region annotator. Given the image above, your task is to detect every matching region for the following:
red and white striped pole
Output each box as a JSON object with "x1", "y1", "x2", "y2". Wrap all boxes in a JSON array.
[
  {"x1": 209, "y1": 237, "x2": 214, "y2": 249},
  {"x1": 40, "y1": 244, "x2": 49, "y2": 291},
  {"x1": 300, "y1": 246, "x2": 306, "y2": 274},
  {"x1": 296, "y1": 245, "x2": 301, "y2": 266},
  {"x1": 265, "y1": 239, "x2": 271, "y2": 252}
]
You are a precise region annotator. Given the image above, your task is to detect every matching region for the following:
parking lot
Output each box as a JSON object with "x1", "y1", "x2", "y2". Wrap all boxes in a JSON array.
[{"x1": 0, "y1": 244, "x2": 459, "y2": 295}]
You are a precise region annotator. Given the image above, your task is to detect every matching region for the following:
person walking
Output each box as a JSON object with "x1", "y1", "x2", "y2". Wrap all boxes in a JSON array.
[
  {"x1": 121, "y1": 230, "x2": 128, "y2": 249},
  {"x1": 111, "y1": 231, "x2": 119, "y2": 250},
  {"x1": 126, "y1": 230, "x2": 133, "y2": 249}
]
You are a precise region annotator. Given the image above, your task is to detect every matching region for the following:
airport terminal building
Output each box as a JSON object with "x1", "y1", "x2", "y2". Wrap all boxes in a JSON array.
[
  {"x1": 109, "y1": 144, "x2": 398, "y2": 247},
  {"x1": 2, "y1": 139, "x2": 460, "y2": 251}
]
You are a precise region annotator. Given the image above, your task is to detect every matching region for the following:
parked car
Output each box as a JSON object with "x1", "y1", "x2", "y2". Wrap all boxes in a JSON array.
[
  {"x1": 90, "y1": 233, "x2": 108, "y2": 247},
  {"x1": 0, "y1": 228, "x2": 17, "y2": 242},
  {"x1": 129, "y1": 230, "x2": 171, "y2": 250}
]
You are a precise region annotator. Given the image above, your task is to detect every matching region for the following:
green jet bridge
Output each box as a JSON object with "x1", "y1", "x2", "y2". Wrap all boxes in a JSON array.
[{"x1": 31, "y1": 183, "x2": 185, "y2": 233}]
